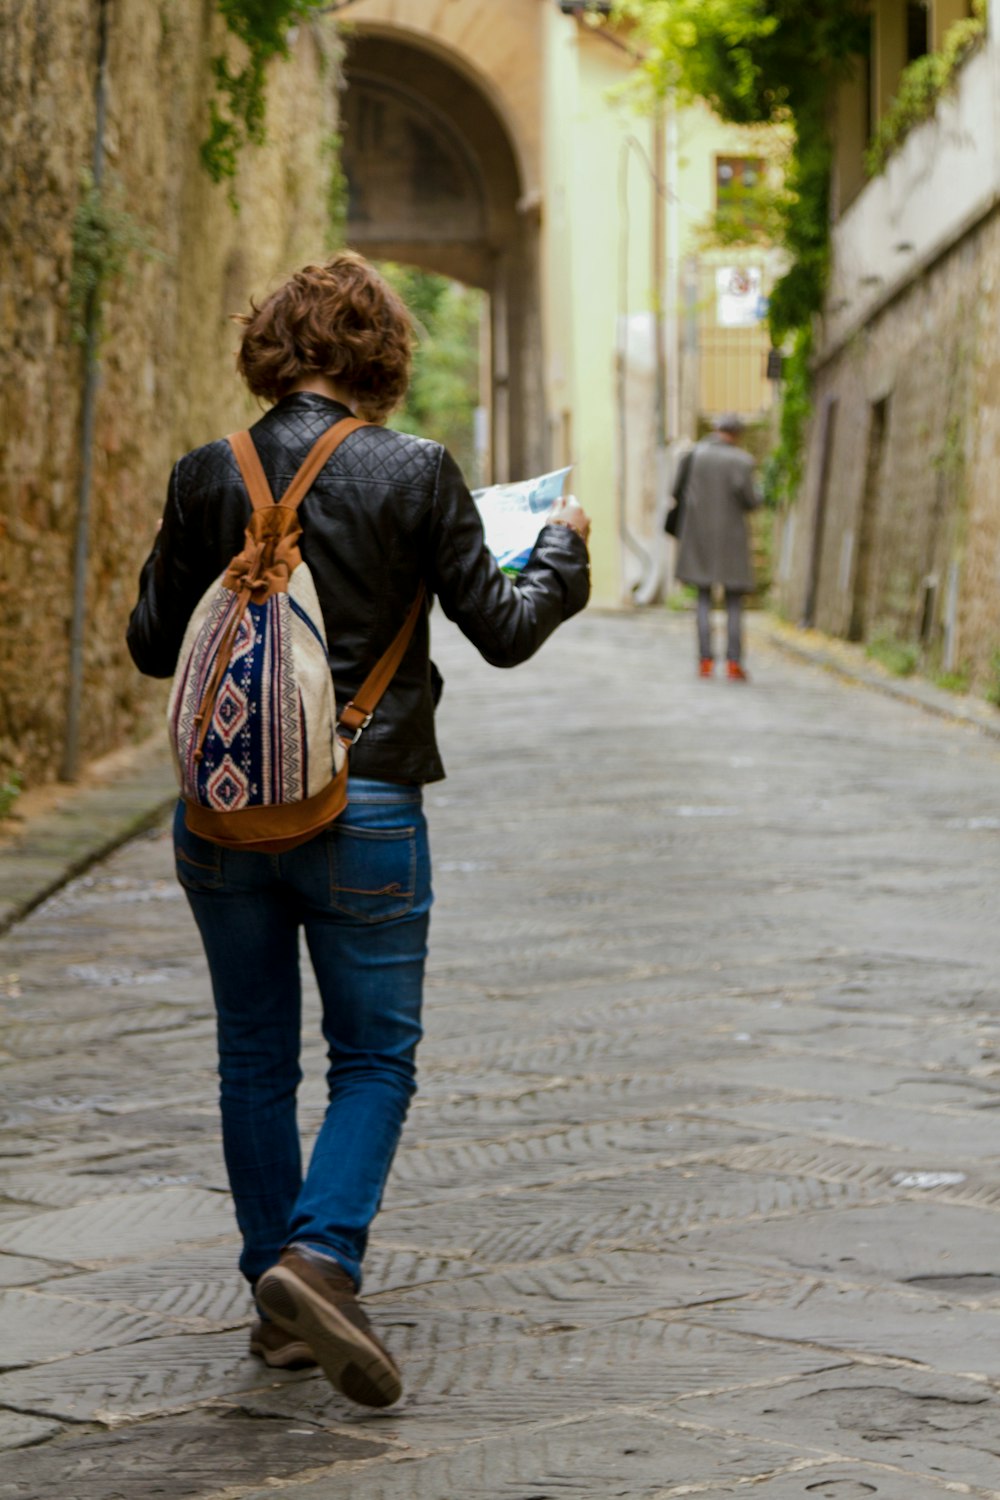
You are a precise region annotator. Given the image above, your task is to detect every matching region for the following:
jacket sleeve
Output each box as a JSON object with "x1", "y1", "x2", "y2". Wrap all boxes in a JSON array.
[
  {"x1": 425, "y1": 448, "x2": 590, "y2": 668},
  {"x1": 126, "y1": 460, "x2": 212, "y2": 678}
]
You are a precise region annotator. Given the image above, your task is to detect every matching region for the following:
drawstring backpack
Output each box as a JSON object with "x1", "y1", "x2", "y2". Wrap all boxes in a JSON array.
[{"x1": 167, "y1": 417, "x2": 424, "y2": 854}]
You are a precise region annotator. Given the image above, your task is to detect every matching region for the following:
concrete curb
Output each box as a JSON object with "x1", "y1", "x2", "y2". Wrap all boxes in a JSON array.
[
  {"x1": 0, "y1": 737, "x2": 176, "y2": 937},
  {"x1": 753, "y1": 615, "x2": 1000, "y2": 745}
]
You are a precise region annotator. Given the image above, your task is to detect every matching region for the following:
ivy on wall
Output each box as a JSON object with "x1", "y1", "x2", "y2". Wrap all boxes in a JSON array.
[
  {"x1": 617, "y1": 0, "x2": 990, "y2": 509},
  {"x1": 616, "y1": 1, "x2": 868, "y2": 342},
  {"x1": 201, "y1": 0, "x2": 328, "y2": 189},
  {"x1": 866, "y1": 0, "x2": 986, "y2": 174},
  {"x1": 69, "y1": 171, "x2": 161, "y2": 345}
]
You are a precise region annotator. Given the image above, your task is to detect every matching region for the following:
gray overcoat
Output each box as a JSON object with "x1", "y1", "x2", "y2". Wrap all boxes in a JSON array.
[{"x1": 674, "y1": 435, "x2": 761, "y2": 593}]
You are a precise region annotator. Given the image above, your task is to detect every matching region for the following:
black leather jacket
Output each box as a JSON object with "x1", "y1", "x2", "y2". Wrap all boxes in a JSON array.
[{"x1": 127, "y1": 393, "x2": 590, "y2": 784}]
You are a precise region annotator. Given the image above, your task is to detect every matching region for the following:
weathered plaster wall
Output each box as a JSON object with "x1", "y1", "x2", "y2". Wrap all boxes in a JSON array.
[
  {"x1": 776, "y1": 209, "x2": 1000, "y2": 688},
  {"x1": 0, "y1": 0, "x2": 339, "y2": 787}
]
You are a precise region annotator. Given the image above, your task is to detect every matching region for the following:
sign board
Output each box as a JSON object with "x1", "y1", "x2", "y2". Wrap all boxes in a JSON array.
[{"x1": 716, "y1": 266, "x2": 763, "y2": 328}]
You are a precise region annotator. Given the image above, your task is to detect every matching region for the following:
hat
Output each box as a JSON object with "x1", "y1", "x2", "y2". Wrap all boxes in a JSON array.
[{"x1": 714, "y1": 412, "x2": 745, "y2": 435}]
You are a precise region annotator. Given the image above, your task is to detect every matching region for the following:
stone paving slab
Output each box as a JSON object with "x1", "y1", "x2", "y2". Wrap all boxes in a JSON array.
[
  {"x1": 0, "y1": 1252, "x2": 66, "y2": 1288},
  {"x1": 0, "y1": 1286, "x2": 171, "y2": 1370},
  {"x1": 705, "y1": 1463, "x2": 989, "y2": 1497},
  {"x1": 680, "y1": 1200, "x2": 1000, "y2": 1287},
  {"x1": 239, "y1": 1322, "x2": 851, "y2": 1448},
  {"x1": 676, "y1": 1365, "x2": 1000, "y2": 1491},
  {"x1": 0, "y1": 1328, "x2": 306, "y2": 1422},
  {"x1": 0, "y1": 1407, "x2": 64, "y2": 1452},
  {"x1": 0, "y1": 1186, "x2": 236, "y2": 1267},
  {"x1": 0, "y1": 1407, "x2": 388, "y2": 1497},
  {"x1": 687, "y1": 1280, "x2": 1000, "y2": 1380},
  {"x1": 700, "y1": 1096, "x2": 1000, "y2": 1161},
  {"x1": 367, "y1": 1249, "x2": 781, "y2": 1334},
  {"x1": 233, "y1": 1411, "x2": 821, "y2": 1500}
]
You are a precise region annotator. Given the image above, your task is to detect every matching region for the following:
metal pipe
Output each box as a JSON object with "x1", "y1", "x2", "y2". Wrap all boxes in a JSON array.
[
  {"x1": 652, "y1": 106, "x2": 667, "y2": 451},
  {"x1": 62, "y1": 0, "x2": 109, "y2": 782},
  {"x1": 616, "y1": 136, "x2": 656, "y2": 603}
]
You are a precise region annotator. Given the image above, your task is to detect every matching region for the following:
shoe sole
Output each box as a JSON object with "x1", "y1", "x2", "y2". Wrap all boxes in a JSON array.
[
  {"x1": 256, "y1": 1266, "x2": 402, "y2": 1408},
  {"x1": 248, "y1": 1334, "x2": 317, "y2": 1371}
]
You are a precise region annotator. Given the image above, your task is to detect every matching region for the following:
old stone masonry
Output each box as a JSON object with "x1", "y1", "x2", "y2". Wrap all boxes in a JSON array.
[{"x1": 2, "y1": 611, "x2": 1000, "y2": 1497}]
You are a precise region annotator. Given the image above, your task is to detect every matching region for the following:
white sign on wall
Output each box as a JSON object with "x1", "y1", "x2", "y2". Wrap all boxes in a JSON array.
[{"x1": 716, "y1": 266, "x2": 763, "y2": 328}]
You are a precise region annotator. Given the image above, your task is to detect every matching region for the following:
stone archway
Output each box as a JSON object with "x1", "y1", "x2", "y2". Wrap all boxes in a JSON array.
[{"x1": 340, "y1": 32, "x2": 544, "y2": 481}]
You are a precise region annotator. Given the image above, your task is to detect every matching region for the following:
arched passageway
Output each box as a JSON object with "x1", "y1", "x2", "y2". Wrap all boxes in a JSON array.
[{"x1": 340, "y1": 33, "x2": 544, "y2": 481}]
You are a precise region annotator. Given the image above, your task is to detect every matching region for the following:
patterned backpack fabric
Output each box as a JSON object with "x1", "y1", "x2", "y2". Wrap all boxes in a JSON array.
[{"x1": 168, "y1": 418, "x2": 423, "y2": 854}]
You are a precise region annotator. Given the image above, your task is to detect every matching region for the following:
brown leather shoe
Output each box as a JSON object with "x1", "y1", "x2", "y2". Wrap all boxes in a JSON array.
[
  {"x1": 256, "y1": 1247, "x2": 402, "y2": 1407},
  {"x1": 248, "y1": 1318, "x2": 317, "y2": 1370}
]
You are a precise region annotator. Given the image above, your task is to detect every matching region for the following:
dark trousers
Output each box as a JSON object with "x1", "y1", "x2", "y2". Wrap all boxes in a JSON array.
[{"x1": 696, "y1": 587, "x2": 744, "y2": 664}]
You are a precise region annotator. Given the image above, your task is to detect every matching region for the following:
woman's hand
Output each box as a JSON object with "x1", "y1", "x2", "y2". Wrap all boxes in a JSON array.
[{"x1": 548, "y1": 495, "x2": 591, "y2": 545}]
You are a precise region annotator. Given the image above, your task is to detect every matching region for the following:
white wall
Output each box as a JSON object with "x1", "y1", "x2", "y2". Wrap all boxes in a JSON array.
[{"x1": 823, "y1": 37, "x2": 1000, "y2": 358}]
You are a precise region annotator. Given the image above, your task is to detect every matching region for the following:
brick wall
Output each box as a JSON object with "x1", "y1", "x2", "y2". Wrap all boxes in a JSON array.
[{"x1": 776, "y1": 208, "x2": 1000, "y2": 692}]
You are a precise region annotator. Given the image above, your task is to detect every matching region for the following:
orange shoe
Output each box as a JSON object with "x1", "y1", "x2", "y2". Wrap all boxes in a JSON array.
[
  {"x1": 727, "y1": 661, "x2": 748, "y2": 682},
  {"x1": 699, "y1": 658, "x2": 713, "y2": 678}
]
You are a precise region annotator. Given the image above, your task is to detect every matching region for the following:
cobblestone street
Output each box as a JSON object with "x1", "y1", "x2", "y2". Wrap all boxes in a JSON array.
[{"x1": 3, "y1": 609, "x2": 1000, "y2": 1497}]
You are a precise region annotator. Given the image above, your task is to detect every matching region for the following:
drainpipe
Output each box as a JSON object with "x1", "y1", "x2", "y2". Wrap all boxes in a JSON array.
[
  {"x1": 62, "y1": 0, "x2": 109, "y2": 782},
  {"x1": 632, "y1": 103, "x2": 669, "y2": 608}
]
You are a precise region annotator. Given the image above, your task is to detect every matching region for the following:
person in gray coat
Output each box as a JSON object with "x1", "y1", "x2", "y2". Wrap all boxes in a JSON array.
[{"x1": 673, "y1": 413, "x2": 761, "y2": 679}]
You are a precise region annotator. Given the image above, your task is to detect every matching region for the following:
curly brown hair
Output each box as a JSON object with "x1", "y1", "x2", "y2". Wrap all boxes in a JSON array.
[{"x1": 235, "y1": 252, "x2": 413, "y2": 421}]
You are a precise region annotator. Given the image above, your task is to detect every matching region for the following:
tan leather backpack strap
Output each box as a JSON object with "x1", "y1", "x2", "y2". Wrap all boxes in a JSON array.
[
  {"x1": 280, "y1": 416, "x2": 367, "y2": 512},
  {"x1": 339, "y1": 585, "x2": 427, "y2": 743},
  {"x1": 228, "y1": 431, "x2": 275, "y2": 512}
]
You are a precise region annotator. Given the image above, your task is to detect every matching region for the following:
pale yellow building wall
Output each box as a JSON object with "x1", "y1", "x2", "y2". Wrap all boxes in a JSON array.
[
  {"x1": 540, "y1": 24, "x2": 781, "y2": 601},
  {"x1": 340, "y1": 0, "x2": 544, "y2": 197},
  {"x1": 541, "y1": 11, "x2": 656, "y2": 604}
]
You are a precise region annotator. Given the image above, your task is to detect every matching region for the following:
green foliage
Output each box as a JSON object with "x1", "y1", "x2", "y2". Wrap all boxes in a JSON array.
[
  {"x1": 762, "y1": 325, "x2": 812, "y2": 507},
  {"x1": 867, "y1": 2, "x2": 986, "y2": 175},
  {"x1": 984, "y1": 649, "x2": 1000, "y2": 709},
  {"x1": 866, "y1": 633, "x2": 920, "y2": 678},
  {"x1": 202, "y1": 0, "x2": 327, "y2": 193},
  {"x1": 665, "y1": 585, "x2": 697, "y2": 612},
  {"x1": 0, "y1": 771, "x2": 22, "y2": 824},
  {"x1": 932, "y1": 666, "x2": 971, "y2": 695},
  {"x1": 69, "y1": 171, "x2": 160, "y2": 345},
  {"x1": 378, "y1": 265, "x2": 485, "y2": 479},
  {"x1": 322, "y1": 131, "x2": 349, "y2": 249},
  {"x1": 617, "y1": 0, "x2": 866, "y2": 339}
]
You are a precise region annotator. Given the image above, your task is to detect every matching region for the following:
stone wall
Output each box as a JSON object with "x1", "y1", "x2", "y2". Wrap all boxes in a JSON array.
[
  {"x1": 776, "y1": 206, "x2": 1000, "y2": 692},
  {"x1": 0, "y1": 0, "x2": 340, "y2": 788}
]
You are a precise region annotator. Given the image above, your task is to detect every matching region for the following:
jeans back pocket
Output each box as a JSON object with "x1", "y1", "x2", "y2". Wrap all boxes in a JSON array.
[
  {"x1": 328, "y1": 822, "x2": 417, "y2": 923},
  {"x1": 173, "y1": 803, "x2": 224, "y2": 892}
]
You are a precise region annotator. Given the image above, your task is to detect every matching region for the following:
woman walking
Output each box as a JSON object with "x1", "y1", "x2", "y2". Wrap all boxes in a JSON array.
[{"x1": 127, "y1": 252, "x2": 590, "y2": 1407}]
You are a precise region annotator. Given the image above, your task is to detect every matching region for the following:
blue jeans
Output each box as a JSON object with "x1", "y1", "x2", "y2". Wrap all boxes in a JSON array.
[{"x1": 173, "y1": 779, "x2": 431, "y2": 1291}]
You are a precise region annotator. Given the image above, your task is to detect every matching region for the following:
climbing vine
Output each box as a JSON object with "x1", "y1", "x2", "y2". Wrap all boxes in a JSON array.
[
  {"x1": 616, "y1": 1, "x2": 990, "y2": 505},
  {"x1": 866, "y1": 0, "x2": 986, "y2": 174},
  {"x1": 69, "y1": 171, "x2": 160, "y2": 345},
  {"x1": 201, "y1": 0, "x2": 328, "y2": 190},
  {"x1": 322, "y1": 129, "x2": 349, "y2": 249},
  {"x1": 616, "y1": 0, "x2": 868, "y2": 347}
]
